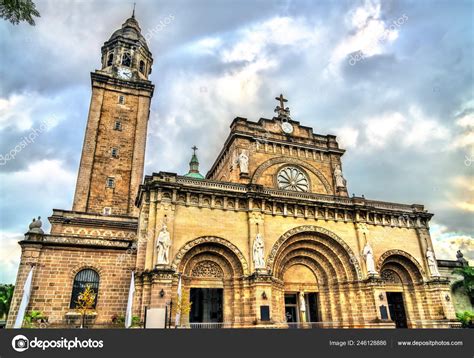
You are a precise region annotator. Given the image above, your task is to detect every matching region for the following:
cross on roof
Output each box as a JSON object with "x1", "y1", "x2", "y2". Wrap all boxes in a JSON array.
[
  {"x1": 191, "y1": 145, "x2": 198, "y2": 154},
  {"x1": 275, "y1": 94, "x2": 288, "y2": 109}
]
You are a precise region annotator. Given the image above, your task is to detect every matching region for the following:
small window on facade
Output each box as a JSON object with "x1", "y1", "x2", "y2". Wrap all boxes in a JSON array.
[
  {"x1": 106, "y1": 177, "x2": 115, "y2": 188},
  {"x1": 114, "y1": 121, "x2": 122, "y2": 131},
  {"x1": 107, "y1": 53, "x2": 114, "y2": 66},
  {"x1": 103, "y1": 207, "x2": 112, "y2": 216},
  {"x1": 111, "y1": 148, "x2": 119, "y2": 158},
  {"x1": 139, "y1": 60, "x2": 145, "y2": 74},
  {"x1": 121, "y1": 52, "x2": 131, "y2": 67},
  {"x1": 118, "y1": 95, "x2": 125, "y2": 104},
  {"x1": 70, "y1": 269, "x2": 99, "y2": 309}
]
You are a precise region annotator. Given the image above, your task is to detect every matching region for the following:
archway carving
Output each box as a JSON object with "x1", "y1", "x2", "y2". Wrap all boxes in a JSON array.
[
  {"x1": 377, "y1": 249, "x2": 425, "y2": 282},
  {"x1": 267, "y1": 225, "x2": 362, "y2": 280},
  {"x1": 171, "y1": 236, "x2": 249, "y2": 275}
]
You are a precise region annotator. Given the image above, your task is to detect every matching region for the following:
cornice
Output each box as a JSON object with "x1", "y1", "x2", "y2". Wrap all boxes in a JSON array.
[
  {"x1": 136, "y1": 173, "x2": 433, "y2": 228},
  {"x1": 90, "y1": 71, "x2": 154, "y2": 94},
  {"x1": 19, "y1": 234, "x2": 133, "y2": 250}
]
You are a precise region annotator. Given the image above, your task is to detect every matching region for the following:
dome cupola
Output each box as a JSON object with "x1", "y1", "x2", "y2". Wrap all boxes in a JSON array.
[{"x1": 99, "y1": 8, "x2": 153, "y2": 81}]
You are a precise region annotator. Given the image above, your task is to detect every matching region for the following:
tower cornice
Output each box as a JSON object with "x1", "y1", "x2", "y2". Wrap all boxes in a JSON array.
[{"x1": 91, "y1": 71, "x2": 154, "y2": 95}]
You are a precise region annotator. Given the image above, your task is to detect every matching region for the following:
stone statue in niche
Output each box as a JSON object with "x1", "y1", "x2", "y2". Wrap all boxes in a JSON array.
[
  {"x1": 426, "y1": 248, "x2": 441, "y2": 277},
  {"x1": 237, "y1": 150, "x2": 249, "y2": 174},
  {"x1": 334, "y1": 165, "x2": 346, "y2": 188},
  {"x1": 253, "y1": 233, "x2": 265, "y2": 269},
  {"x1": 362, "y1": 242, "x2": 378, "y2": 275},
  {"x1": 299, "y1": 292, "x2": 306, "y2": 313},
  {"x1": 156, "y1": 224, "x2": 171, "y2": 265}
]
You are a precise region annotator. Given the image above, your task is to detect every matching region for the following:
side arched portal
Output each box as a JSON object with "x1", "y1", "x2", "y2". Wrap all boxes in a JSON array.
[
  {"x1": 172, "y1": 237, "x2": 247, "y2": 326},
  {"x1": 379, "y1": 250, "x2": 425, "y2": 328}
]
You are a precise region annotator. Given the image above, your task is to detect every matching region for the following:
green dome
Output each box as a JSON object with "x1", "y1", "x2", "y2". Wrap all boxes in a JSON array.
[
  {"x1": 184, "y1": 146, "x2": 204, "y2": 179},
  {"x1": 185, "y1": 172, "x2": 204, "y2": 179}
]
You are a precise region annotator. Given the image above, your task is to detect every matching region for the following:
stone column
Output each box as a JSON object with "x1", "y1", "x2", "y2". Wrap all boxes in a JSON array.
[
  {"x1": 250, "y1": 274, "x2": 273, "y2": 326},
  {"x1": 144, "y1": 191, "x2": 157, "y2": 270}
]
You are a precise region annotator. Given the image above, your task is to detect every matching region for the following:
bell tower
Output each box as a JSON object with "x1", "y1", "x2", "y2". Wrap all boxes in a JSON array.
[{"x1": 72, "y1": 12, "x2": 154, "y2": 217}]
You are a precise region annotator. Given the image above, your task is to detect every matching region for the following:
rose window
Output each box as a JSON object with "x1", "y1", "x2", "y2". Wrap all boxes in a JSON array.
[{"x1": 277, "y1": 167, "x2": 309, "y2": 192}]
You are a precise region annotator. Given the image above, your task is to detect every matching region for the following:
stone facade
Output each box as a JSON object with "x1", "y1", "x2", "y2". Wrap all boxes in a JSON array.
[
  {"x1": 6, "y1": 15, "x2": 458, "y2": 329},
  {"x1": 131, "y1": 171, "x2": 456, "y2": 328}
]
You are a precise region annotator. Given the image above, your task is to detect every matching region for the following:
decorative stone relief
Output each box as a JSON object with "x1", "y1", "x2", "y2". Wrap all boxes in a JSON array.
[
  {"x1": 381, "y1": 269, "x2": 402, "y2": 284},
  {"x1": 267, "y1": 225, "x2": 362, "y2": 279},
  {"x1": 376, "y1": 249, "x2": 426, "y2": 278},
  {"x1": 277, "y1": 167, "x2": 309, "y2": 192},
  {"x1": 171, "y1": 236, "x2": 249, "y2": 275},
  {"x1": 191, "y1": 261, "x2": 224, "y2": 278}
]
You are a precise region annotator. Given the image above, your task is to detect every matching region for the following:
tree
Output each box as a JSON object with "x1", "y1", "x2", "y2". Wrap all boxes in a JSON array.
[
  {"x1": 452, "y1": 266, "x2": 474, "y2": 304},
  {"x1": 171, "y1": 292, "x2": 192, "y2": 327},
  {"x1": 0, "y1": 0, "x2": 40, "y2": 25},
  {"x1": 75, "y1": 285, "x2": 96, "y2": 328},
  {"x1": 0, "y1": 284, "x2": 14, "y2": 320}
]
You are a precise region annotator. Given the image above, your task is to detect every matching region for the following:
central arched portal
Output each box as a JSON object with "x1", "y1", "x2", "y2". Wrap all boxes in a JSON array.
[
  {"x1": 270, "y1": 227, "x2": 361, "y2": 327},
  {"x1": 282, "y1": 263, "x2": 320, "y2": 324}
]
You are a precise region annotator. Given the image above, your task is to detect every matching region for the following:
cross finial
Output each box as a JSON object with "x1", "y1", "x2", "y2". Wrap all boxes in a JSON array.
[
  {"x1": 275, "y1": 94, "x2": 288, "y2": 109},
  {"x1": 132, "y1": 2, "x2": 136, "y2": 18},
  {"x1": 191, "y1": 145, "x2": 198, "y2": 155},
  {"x1": 274, "y1": 94, "x2": 291, "y2": 119}
]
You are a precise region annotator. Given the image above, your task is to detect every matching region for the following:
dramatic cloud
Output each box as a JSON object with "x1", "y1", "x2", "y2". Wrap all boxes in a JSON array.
[{"x1": 0, "y1": 0, "x2": 472, "y2": 283}]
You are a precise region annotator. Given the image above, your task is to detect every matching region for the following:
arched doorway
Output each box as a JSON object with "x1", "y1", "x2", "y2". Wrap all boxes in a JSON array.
[
  {"x1": 270, "y1": 227, "x2": 361, "y2": 327},
  {"x1": 282, "y1": 263, "x2": 320, "y2": 325},
  {"x1": 173, "y1": 237, "x2": 247, "y2": 327},
  {"x1": 379, "y1": 252, "x2": 424, "y2": 328}
]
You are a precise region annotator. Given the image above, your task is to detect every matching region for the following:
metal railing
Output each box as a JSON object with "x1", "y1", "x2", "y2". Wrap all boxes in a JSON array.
[{"x1": 189, "y1": 322, "x2": 232, "y2": 329}]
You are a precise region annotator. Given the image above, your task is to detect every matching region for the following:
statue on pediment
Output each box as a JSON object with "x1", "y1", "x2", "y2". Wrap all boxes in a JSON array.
[
  {"x1": 156, "y1": 224, "x2": 171, "y2": 265},
  {"x1": 362, "y1": 242, "x2": 377, "y2": 275},
  {"x1": 334, "y1": 165, "x2": 346, "y2": 189},
  {"x1": 238, "y1": 150, "x2": 249, "y2": 174},
  {"x1": 253, "y1": 233, "x2": 265, "y2": 269}
]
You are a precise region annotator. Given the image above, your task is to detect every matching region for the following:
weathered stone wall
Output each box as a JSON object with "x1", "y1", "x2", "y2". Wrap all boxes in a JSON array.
[
  {"x1": 72, "y1": 74, "x2": 152, "y2": 217},
  {"x1": 7, "y1": 237, "x2": 135, "y2": 328}
]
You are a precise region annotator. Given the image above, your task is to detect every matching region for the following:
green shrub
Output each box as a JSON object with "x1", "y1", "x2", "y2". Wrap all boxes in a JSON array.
[{"x1": 455, "y1": 311, "x2": 474, "y2": 328}]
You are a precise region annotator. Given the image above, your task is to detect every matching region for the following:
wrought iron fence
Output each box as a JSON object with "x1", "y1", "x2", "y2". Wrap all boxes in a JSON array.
[{"x1": 189, "y1": 322, "x2": 232, "y2": 329}]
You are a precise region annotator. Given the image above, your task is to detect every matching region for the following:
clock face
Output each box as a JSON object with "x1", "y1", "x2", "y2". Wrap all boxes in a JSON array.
[
  {"x1": 281, "y1": 121, "x2": 294, "y2": 134},
  {"x1": 117, "y1": 67, "x2": 133, "y2": 80}
]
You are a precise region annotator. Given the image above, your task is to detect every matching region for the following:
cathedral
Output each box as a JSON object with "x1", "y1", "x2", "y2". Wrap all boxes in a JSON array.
[{"x1": 7, "y1": 13, "x2": 457, "y2": 329}]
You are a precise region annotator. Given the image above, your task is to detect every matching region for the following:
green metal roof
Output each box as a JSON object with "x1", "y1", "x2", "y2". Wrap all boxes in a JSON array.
[{"x1": 184, "y1": 171, "x2": 204, "y2": 179}]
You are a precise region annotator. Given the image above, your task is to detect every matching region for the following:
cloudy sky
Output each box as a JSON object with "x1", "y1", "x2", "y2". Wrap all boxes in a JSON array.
[{"x1": 0, "y1": 0, "x2": 473, "y2": 284}]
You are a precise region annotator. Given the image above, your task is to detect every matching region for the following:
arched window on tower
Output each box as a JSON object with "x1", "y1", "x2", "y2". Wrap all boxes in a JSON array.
[
  {"x1": 139, "y1": 60, "x2": 145, "y2": 74},
  {"x1": 107, "y1": 53, "x2": 114, "y2": 66},
  {"x1": 70, "y1": 269, "x2": 100, "y2": 309},
  {"x1": 121, "y1": 52, "x2": 132, "y2": 67}
]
